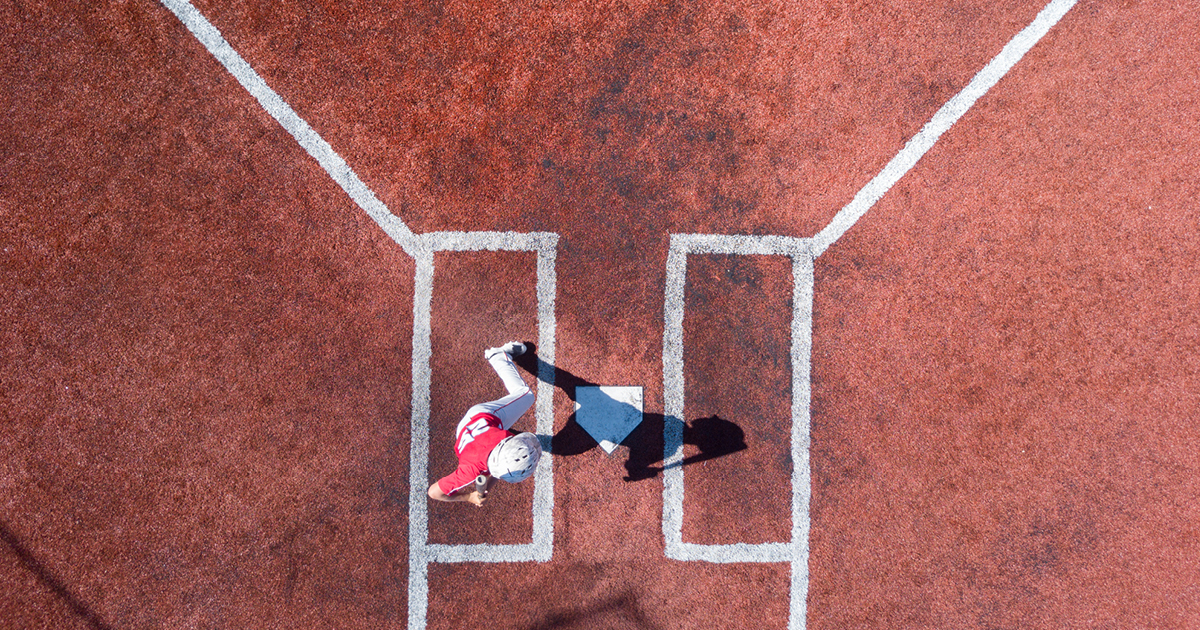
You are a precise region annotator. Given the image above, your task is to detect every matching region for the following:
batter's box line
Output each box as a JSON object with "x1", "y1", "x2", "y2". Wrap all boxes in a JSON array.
[
  {"x1": 661, "y1": 234, "x2": 813, "y2": 562},
  {"x1": 407, "y1": 232, "x2": 558, "y2": 630},
  {"x1": 407, "y1": 234, "x2": 559, "y2": 564},
  {"x1": 668, "y1": 233, "x2": 812, "y2": 258},
  {"x1": 668, "y1": 542, "x2": 797, "y2": 564},
  {"x1": 662, "y1": 235, "x2": 813, "y2": 629},
  {"x1": 427, "y1": 543, "x2": 549, "y2": 564},
  {"x1": 419, "y1": 231, "x2": 559, "y2": 253}
]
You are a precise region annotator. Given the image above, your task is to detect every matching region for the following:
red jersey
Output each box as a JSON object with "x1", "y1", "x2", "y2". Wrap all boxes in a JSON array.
[{"x1": 436, "y1": 412, "x2": 515, "y2": 495}]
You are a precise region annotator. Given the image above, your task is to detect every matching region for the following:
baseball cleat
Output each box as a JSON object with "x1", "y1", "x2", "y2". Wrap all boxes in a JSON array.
[{"x1": 485, "y1": 341, "x2": 526, "y2": 359}]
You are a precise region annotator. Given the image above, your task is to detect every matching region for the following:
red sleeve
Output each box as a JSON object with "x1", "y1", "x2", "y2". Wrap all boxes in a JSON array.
[{"x1": 437, "y1": 460, "x2": 485, "y2": 496}]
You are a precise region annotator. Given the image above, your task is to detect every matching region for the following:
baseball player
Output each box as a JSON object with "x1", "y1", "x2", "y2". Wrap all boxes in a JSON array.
[{"x1": 427, "y1": 341, "x2": 542, "y2": 507}]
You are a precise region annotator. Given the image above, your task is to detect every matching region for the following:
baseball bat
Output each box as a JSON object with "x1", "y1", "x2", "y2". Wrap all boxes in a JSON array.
[{"x1": 475, "y1": 474, "x2": 489, "y2": 497}]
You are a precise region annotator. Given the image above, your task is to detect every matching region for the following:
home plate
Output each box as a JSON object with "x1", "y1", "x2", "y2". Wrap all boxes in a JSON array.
[{"x1": 575, "y1": 386, "x2": 644, "y2": 454}]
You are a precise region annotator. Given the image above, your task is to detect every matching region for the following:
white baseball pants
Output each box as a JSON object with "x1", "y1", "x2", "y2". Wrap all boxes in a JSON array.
[{"x1": 456, "y1": 349, "x2": 534, "y2": 435}]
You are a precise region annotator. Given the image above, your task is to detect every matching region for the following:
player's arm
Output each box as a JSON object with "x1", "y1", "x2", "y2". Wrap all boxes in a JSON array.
[{"x1": 428, "y1": 482, "x2": 487, "y2": 506}]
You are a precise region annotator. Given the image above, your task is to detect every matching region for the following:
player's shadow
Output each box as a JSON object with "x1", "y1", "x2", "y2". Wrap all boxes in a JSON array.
[
  {"x1": 623, "y1": 413, "x2": 747, "y2": 482},
  {"x1": 514, "y1": 344, "x2": 747, "y2": 482}
]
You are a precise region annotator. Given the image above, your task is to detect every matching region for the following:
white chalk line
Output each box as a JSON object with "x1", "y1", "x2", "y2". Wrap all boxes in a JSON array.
[
  {"x1": 669, "y1": 233, "x2": 810, "y2": 257},
  {"x1": 157, "y1": 0, "x2": 421, "y2": 259},
  {"x1": 428, "y1": 543, "x2": 546, "y2": 563},
  {"x1": 663, "y1": 2, "x2": 1077, "y2": 629},
  {"x1": 407, "y1": 250, "x2": 435, "y2": 630},
  {"x1": 789, "y1": 256, "x2": 814, "y2": 629},
  {"x1": 811, "y1": 0, "x2": 1079, "y2": 257}
]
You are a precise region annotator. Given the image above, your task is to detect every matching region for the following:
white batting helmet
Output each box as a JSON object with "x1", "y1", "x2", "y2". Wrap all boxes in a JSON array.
[{"x1": 487, "y1": 432, "x2": 542, "y2": 483}]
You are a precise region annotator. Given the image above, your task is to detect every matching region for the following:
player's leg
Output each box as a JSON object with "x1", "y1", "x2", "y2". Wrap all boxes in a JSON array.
[
  {"x1": 484, "y1": 342, "x2": 528, "y2": 395},
  {"x1": 471, "y1": 343, "x2": 533, "y2": 430},
  {"x1": 466, "y1": 390, "x2": 533, "y2": 431}
]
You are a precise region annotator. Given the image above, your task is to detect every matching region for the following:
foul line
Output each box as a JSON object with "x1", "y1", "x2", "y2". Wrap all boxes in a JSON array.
[
  {"x1": 811, "y1": 0, "x2": 1078, "y2": 257},
  {"x1": 663, "y1": 2, "x2": 1077, "y2": 630},
  {"x1": 158, "y1": 0, "x2": 421, "y2": 258}
]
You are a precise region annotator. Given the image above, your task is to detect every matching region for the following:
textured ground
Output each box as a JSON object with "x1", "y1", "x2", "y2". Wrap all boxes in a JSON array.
[{"x1": 2, "y1": 0, "x2": 1199, "y2": 628}]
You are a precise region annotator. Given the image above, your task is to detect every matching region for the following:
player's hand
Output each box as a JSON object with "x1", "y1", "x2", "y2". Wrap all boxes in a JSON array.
[{"x1": 466, "y1": 490, "x2": 487, "y2": 507}]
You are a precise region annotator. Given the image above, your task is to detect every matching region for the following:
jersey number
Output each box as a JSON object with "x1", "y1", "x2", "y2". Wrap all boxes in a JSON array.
[{"x1": 456, "y1": 418, "x2": 492, "y2": 453}]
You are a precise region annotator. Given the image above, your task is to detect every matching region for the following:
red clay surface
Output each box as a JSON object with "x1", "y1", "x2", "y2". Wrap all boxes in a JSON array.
[{"x1": 3, "y1": 0, "x2": 1199, "y2": 629}]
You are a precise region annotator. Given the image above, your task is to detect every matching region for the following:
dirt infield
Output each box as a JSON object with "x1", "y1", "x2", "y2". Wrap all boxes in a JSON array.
[{"x1": 3, "y1": 0, "x2": 1199, "y2": 628}]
